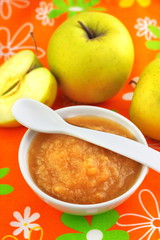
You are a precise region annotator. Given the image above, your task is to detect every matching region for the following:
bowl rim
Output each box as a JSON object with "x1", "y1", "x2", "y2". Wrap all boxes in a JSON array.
[{"x1": 18, "y1": 105, "x2": 148, "y2": 209}]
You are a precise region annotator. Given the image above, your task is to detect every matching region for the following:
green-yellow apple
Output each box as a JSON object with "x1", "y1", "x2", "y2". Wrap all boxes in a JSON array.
[
  {"x1": 0, "y1": 50, "x2": 57, "y2": 127},
  {"x1": 47, "y1": 12, "x2": 134, "y2": 103},
  {"x1": 130, "y1": 58, "x2": 160, "y2": 140}
]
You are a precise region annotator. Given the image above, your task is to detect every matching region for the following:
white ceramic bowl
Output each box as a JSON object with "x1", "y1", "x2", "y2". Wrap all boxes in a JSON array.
[{"x1": 18, "y1": 105, "x2": 148, "y2": 215}]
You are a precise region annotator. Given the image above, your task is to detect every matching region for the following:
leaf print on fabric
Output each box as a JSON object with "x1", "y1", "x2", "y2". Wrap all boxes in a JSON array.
[
  {"x1": 10, "y1": 206, "x2": 40, "y2": 239},
  {"x1": 0, "y1": 22, "x2": 45, "y2": 62},
  {"x1": 134, "y1": 17, "x2": 157, "y2": 41},
  {"x1": 0, "y1": 168, "x2": 14, "y2": 195},
  {"x1": 146, "y1": 25, "x2": 160, "y2": 58},
  {"x1": 56, "y1": 210, "x2": 129, "y2": 240},
  {"x1": 48, "y1": 0, "x2": 106, "y2": 19},
  {"x1": 0, "y1": 0, "x2": 30, "y2": 20},
  {"x1": 117, "y1": 189, "x2": 160, "y2": 240},
  {"x1": 119, "y1": 0, "x2": 151, "y2": 8},
  {"x1": 35, "y1": 1, "x2": 55, "y2": 26}
]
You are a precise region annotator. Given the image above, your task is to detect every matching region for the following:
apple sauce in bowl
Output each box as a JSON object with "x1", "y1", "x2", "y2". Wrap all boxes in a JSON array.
[
  {"x1": 28, "y1": 115, "x2": 142, "y2": 205},
  {"x1": 19, "y1": 105, "x2": 148, "y2": 215}
]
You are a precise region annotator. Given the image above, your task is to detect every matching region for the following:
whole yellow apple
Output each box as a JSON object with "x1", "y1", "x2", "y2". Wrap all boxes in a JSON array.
[
  {"x1": 130, "y1": 58, "x2": 160, "y2": 140},
  {"x1": 0, "y1": 50, "x2": 57, "y2": 127},
  {"x1": 48, "y1": 12, "x2": 134, "y2": 103}
]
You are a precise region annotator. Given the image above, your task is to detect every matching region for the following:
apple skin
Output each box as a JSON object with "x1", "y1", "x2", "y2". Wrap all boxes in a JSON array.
[
  {"x1": 130, "y1": 58, "x2": 160, "y2": 140},
  {"x1": 0, "y1": 50, "x2": 57, "y2": 127},
  {"x1": 47, "y1": 12, "x2": 134, "y2": 103}
]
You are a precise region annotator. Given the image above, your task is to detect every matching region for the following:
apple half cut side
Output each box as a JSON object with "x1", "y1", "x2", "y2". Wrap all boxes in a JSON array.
[{"x1": 0, "y1": 50, "x2": 57, "y2": 127}]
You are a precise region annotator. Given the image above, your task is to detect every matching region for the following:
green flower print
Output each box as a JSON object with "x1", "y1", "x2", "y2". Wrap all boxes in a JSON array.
[
  {"x1": 0, "y1": 168, "x2": 14, "y2": 195},
  {"x1": 57, "y1": 210, "x2": 129, "y2": 240},
  {"x1": 49, "y1": 0, "x2": 106, "y2": 19},
  {"x1": 146, "y1": 25, "x2": 160, "y2": 58}
]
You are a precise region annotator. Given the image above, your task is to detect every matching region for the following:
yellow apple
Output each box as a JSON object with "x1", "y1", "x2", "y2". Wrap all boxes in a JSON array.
[
  {"x1": 0, "y1": 50, "x2": 57, "y2": 127},
  {"x1": 47, "y1": 12, "x2": 134, "y2": 103},
  {"x1": 130, "y1": 58, "x2": 160, "y2": 140}
]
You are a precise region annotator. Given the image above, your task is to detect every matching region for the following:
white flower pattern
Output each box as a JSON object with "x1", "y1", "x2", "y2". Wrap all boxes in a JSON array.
[
  {"x1": 0, "y1": 0, "x2": 30, "y2": 20},
  {"x1": 35, "y1": 1, "x2": 55, "y2": 26},
  {"x1": 0, "y1": 22, "x2": 45, "y2": 61},
  {"x1": 117, "y1": 189, "x2": 160, "y2": 240},
  {"x1": 122, "y1": 92, "x2": 134, "y2": 101},
  {"x1": 86, "y1": 229, "x2": 103, "y2": 240},
  {"x1": 134, "y1": 17, "x2": 157, "y2": 40},
  {"x1": 10, "y1": 206, "x2": 40, "y2": 239}
]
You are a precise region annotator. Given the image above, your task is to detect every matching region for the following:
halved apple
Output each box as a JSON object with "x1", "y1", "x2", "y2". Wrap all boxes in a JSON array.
[{"x1": 0, "y1": 50, "x2": 57, "y2": 127}]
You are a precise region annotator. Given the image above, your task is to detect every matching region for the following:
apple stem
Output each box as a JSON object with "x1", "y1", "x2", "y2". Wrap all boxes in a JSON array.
[
  {"x1": 129, "y1": 80, "x2": 138, "y2": 88},
  {"x1": 30, "y1": 32, "x2": 38, "y2": 56},
  {"x1": 78, "y1": 21, "x2": 96, "y2": 39}
]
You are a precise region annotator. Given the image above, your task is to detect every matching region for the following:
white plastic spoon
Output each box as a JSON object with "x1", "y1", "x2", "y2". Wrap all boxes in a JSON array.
[{"x1": 12, "y1": 98, "x2": 160, "y2": 172}]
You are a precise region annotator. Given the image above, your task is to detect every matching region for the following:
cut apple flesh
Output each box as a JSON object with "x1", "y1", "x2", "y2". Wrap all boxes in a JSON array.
[
  {"x1": 0, "y1": 50, "x2": 42, "y2": 96},
  {"x1": 0, "y1": 50, "x2": 57, "y2": 127}
]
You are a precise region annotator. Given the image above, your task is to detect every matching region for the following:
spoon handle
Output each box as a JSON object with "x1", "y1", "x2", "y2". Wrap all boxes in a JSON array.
[
  {"x1": 64, "y1": 124, "x2": 160, "y2": 172},
  {"x1": 12, "y1": 98, "x2": 160, "y2": 173}
]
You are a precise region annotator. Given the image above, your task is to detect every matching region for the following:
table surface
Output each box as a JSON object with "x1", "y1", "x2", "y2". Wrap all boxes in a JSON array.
[{"x1": 1, "y1": 1, "x2": 160, "y2": 239}]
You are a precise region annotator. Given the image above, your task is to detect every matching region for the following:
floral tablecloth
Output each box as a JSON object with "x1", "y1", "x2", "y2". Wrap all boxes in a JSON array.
[{"x1": 1, "y1": 0, "x2": 160, "y2": 239}]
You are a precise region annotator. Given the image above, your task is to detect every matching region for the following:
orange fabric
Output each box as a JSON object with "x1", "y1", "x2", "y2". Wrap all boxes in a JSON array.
[{"x1": 1, "y1": 0, "x2": 160, "y2": 239}]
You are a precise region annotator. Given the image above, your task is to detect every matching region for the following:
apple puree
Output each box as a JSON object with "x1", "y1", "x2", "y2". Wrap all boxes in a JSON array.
[{"x1": 28, "y1": 116, "x2": 142, "y2": 204}]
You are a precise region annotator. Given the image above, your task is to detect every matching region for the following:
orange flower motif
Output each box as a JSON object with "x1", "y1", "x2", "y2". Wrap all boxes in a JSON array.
[
  {"x1": 0, "y1": 0, "x2": 30, "y2": 20},
  {"x1": 0, "y1": 23, "x2": 45, "y2": 62},
  {"x1": 117, "y1": 189, "x2": 160, "y2": 240}
]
